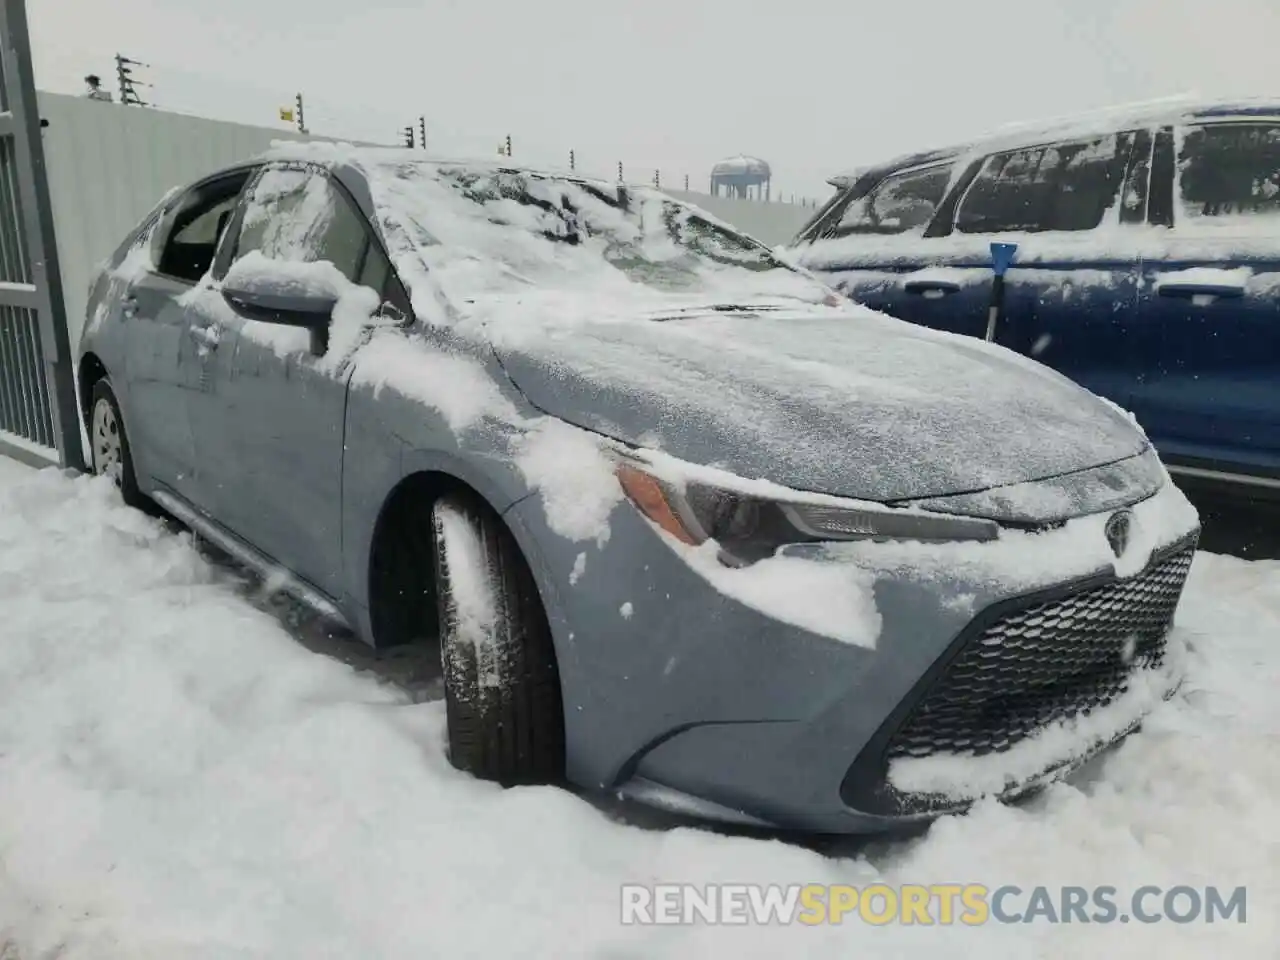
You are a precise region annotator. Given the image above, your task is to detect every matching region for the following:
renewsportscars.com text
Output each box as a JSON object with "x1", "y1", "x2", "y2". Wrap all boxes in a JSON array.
[{"x1": 620, "y1": 883, "x2": 1247, "y2": 926}]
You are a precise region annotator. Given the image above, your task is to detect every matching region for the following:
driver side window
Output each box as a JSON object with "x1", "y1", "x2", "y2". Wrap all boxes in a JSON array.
[
  {"x1": 230, "y1": 168, "x2": 369, "y2": 281},
  {"x1": 224, "y1": 166, "x2": 413, "y2": 315}
]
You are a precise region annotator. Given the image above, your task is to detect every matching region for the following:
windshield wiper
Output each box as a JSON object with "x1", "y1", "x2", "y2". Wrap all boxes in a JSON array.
[{"x1": 644, "y1": 303, "x2": 793, "y2": 321}]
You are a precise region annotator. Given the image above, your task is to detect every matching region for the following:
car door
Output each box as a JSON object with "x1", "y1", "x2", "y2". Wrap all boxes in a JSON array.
[
  {"x1": 117, "y1": 268, "x2": 198, "y2": 492},
  {"x1": 799, "y1": 161, "x2": 996, "y2": 340},
  {"x1": 175, "y1": 273, "x2": 249, "y2": 523},
  {"x1": 117, "y1": 170, "x2": 254, "y2": 498},
  {"x1": 1132, "y1": 120, "x2": 1280, "y2": 482},
  {"x1": 941, "y1": 130, "x2": 1145, "y2": 404},
  {"x1": 205, "y1": 164, "x2": 399, "y2": 599}
]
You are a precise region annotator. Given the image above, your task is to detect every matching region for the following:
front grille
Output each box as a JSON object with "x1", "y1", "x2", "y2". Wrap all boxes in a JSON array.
[{"x1": 886, "y1": 543, "x2": 1196, "y2": 763}]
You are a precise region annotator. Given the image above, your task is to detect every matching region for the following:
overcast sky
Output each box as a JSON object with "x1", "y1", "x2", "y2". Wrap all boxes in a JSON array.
[{"x1": 32, "y1": 0, "x2": 1280, "y2": 199}]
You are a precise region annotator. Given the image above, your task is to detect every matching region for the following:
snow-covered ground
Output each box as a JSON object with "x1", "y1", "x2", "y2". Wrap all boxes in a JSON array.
[{"x1": 1, "y1": 456, "x2": 1276, "y2": 958}]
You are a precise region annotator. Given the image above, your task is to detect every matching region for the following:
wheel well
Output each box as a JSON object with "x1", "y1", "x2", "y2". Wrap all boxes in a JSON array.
[
  {"x1": 367, "y1": 472, "x2": 515, "y2": 650},
  {"x1": 78, "y1": 353, "x2": 108, "y2": 422}
]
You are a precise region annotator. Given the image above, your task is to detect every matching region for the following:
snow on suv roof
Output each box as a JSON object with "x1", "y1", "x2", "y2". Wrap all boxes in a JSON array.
[{"x1": 828, "y1": 95, "x2": 1280, "y2": 188}]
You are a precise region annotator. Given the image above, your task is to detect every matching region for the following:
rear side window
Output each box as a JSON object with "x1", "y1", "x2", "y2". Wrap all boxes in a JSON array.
[
  {"x1": 152, "y1": 171, "x2": 254, "y2": 283},
  {"x1": 828, "y1": 164, "x2": 953, "y2": 237},
  {"x1": 1177, "y1": 122, "x2": 1280, "y2": 222},
  {"x1": 956, "y1": 134, "x2": 1130, "y2": 234}
]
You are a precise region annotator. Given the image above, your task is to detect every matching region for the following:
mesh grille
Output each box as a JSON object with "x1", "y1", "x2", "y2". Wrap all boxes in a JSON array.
[{"x1": 886, "y1": 544, "x2": 1195, "y2": 762}]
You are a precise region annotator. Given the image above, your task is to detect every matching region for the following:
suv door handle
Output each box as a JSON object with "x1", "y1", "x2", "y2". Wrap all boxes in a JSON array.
[
  {"x1": 1156, "y1": 282, "x2": 1245, "y2": 300},
  {"x1": 904, "y1": 280, "x2": 961, "y2": 298}
]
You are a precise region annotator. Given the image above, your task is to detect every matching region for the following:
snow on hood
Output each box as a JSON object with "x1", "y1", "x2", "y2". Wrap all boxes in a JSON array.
[{"x1": 487, "y1": 303, "x2": 1148, "y2": 504}]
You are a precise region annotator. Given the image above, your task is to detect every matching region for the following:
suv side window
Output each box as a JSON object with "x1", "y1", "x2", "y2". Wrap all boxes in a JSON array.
[
  {"x1": 956, "y1": 134, "x2": 1131, "y2": 234},
  {"x1": 1177, "y1": 122, "x2": 1280, "y2": 222},
  {"x1": 828, "y1": 164, "x2": 953, "y2": 237}
]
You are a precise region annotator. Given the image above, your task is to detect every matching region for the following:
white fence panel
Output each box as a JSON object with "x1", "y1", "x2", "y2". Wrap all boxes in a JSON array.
[{"x1": 37, "y1": 91, "x2": 325, "y2": 351}]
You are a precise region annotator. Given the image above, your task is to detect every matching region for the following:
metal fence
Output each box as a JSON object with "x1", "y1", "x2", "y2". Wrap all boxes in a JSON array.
[{"x1": 0, "y1": 0, "x2": 84, "y2": 470}]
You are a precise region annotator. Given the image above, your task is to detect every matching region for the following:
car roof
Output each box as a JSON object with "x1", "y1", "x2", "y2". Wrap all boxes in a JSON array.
[{"x1": 827, "y1": 95, "x2": 1280, "y2": 188}]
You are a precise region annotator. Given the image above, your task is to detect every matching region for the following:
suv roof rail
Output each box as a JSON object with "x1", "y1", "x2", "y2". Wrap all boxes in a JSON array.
[
  {"x1": 988, "y1": 93, "x2": 1202, "y2": 136},
  {"x1": 826, "y1": 93, "x2": 1280, "y2": 190}
]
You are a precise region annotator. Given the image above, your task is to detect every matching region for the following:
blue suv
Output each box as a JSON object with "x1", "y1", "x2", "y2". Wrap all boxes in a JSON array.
[{"x1": 788, "y1": 101, "x2": 1280, "y2": 502}]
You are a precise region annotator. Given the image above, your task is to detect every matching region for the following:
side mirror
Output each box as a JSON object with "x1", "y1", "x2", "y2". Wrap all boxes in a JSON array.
[
  {"x1": 221, "y1": 282, "x2": 336, "y2": 331},
  {"x1": 221, "y1": 272, "x2": 337, "y2": 355}
]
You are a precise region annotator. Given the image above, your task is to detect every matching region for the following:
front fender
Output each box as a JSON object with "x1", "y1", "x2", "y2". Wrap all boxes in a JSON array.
[{"x1": 339, "y1": 375, "x2": 542, "y2": 640}]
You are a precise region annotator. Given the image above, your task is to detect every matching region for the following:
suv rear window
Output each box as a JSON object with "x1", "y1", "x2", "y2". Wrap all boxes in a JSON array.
[
  {"x1": 956, "y1": 134, "x2": 1130, "y2": 234},
  {"x1": 1178, "y1": 122, "x2": 1280, "y2": 221},
  {"x1": 828, "y1": 164, "x2": 953, "y2": 238}
]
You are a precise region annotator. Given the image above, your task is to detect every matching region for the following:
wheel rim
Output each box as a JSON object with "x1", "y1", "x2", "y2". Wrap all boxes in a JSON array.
[{"x1": 91, "y1": 397, "x2": 124, "y2": 485}]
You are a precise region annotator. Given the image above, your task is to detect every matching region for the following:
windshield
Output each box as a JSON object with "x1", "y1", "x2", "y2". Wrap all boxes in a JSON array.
[{"x1": 365, "y1": 161, "x2": 832, "y2": 314}]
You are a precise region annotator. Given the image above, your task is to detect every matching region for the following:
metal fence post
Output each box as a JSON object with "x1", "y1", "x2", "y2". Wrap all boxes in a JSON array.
[{"x1": 0, "y1": 0, "x2": 86, "y2": 471}]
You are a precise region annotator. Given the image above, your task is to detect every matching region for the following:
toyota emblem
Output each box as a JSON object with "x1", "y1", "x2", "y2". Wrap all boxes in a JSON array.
[{"x1": 1105, "y1": 509, "x2": 1133, "y2": 558}]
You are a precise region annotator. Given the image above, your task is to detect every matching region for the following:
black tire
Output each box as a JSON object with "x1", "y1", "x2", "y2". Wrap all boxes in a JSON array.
[
  {"x1": 432, "y1": 494, "x2": 565, "y2": 785},
  {"x1": 89, "y1": 378, "x2": 147, "y2": 510}
]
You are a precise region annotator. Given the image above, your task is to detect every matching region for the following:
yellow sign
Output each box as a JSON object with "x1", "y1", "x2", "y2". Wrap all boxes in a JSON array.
[{"x1": 279, "y1": 107, "x2": 295, "y2": 123}]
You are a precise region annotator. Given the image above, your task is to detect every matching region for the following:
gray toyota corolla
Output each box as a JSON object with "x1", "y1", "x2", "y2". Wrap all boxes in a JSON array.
[{"x1": 77, "y1": 144, "x2": 1201, "y2": 834}]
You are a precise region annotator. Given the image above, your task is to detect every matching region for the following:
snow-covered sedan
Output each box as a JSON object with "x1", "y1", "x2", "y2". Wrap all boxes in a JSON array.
[{"x1": 77, "y1": 145, "x2": 1201, "y2": 833}]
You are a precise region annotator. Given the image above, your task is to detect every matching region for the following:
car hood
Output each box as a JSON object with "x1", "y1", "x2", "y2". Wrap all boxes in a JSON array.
[{"x1": 487, "y1": 304, "x2": 1149, "y2": 504}]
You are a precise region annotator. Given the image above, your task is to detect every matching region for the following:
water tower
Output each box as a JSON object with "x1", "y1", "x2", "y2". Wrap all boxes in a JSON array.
[{"x1": 710, "y1": 155, "x2": 771, "y2": 200}]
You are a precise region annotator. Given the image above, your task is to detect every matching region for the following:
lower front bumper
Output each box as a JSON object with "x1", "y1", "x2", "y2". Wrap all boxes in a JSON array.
[
  {"x1": 614, "y1": 711, "x2": 1156, "y2": 834},
  {"x1": 625, "y1": 532, "x2": 1198, "y2": 836},
  {"x1": 842, "y1": 535, "x2": 1197, "y2": 819}
]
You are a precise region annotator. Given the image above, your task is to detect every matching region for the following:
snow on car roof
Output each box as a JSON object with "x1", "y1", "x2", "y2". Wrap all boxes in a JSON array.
[
  {"x1": 827, "y1": 94, "x2": 1280, "y2": 188},
  {"x1": 259, "y1": 139, "x2": 610, "y2": 188}
]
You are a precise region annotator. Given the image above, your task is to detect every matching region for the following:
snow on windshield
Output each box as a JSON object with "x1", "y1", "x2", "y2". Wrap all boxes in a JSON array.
[{"x1": 361, "y1": 160, "x2": 831, "y2": 322}]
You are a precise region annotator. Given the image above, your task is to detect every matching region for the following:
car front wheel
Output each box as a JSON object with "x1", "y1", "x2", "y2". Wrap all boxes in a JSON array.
[{"x1": 431, "y1": 494, "x2": 566, "y2": 785}]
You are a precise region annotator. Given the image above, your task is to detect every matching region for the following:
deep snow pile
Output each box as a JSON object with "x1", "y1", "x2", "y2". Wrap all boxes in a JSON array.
[{"x1": 0, "y1": 458, "x2": 1276, "y2": 958}]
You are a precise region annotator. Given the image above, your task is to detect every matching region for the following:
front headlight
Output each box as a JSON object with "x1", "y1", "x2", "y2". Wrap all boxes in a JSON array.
[{"x1": 615, "y1": 456, "x2": 999, "y2": 565}]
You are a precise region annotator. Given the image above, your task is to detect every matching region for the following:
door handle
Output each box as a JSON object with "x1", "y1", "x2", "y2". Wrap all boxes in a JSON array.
[
  {"x1": 187, "y1": 325, "x2": 221, "y2": 349},
  {"x1": 1155, "y1": 282, "x2": 1245, "y2": 300},
  {"x1": 904, "y1": 280, "x2": 961, "y2": 298}
]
